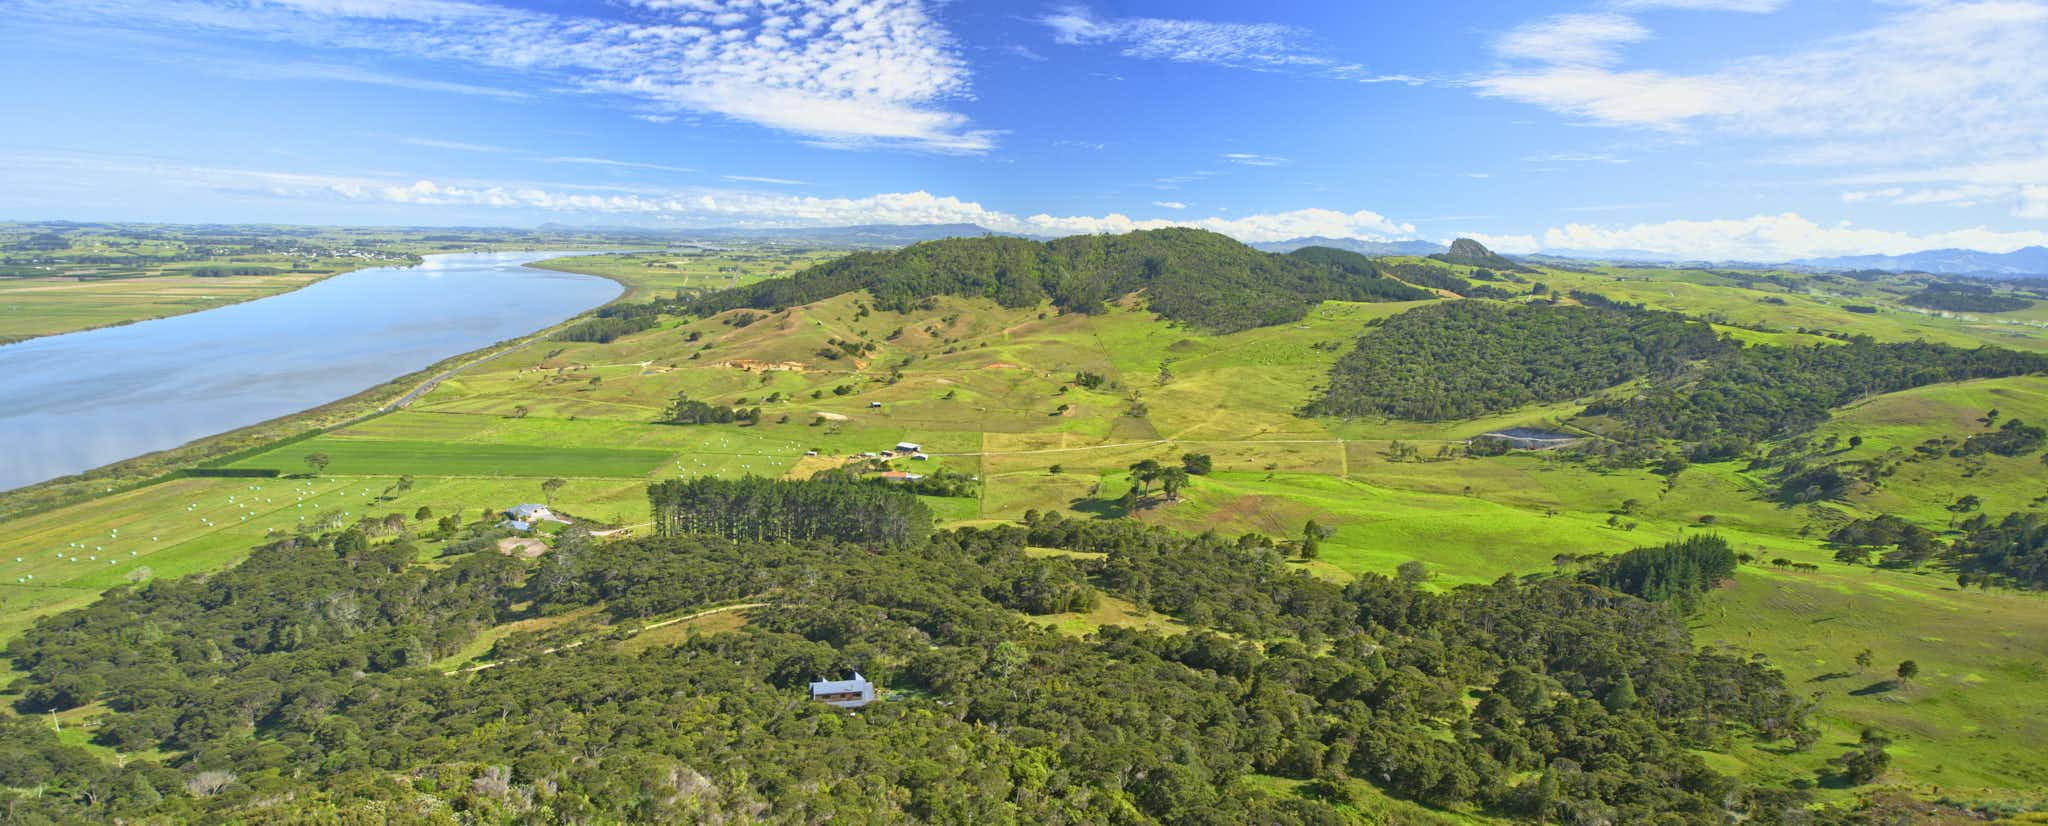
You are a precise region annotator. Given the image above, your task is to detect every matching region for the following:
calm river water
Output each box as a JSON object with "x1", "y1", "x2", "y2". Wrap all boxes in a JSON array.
[{"x1": 0, "y1": 251, "x2": 620, "y2": 492}]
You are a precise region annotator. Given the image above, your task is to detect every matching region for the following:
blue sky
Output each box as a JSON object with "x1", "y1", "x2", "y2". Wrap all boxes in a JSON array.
[{"x1": 2, "y1": 0, "x2": 2045, "y2": 259}]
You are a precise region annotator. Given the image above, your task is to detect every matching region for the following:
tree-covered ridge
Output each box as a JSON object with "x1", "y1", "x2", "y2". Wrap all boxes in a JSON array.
[
  {"x1": 1307, "y1": 300, "x2": 1729, "y2": 420},
  {"x1": 1597, "y1": 338, "x2": 2048, "y2": 444},
  {"x1": 4, "y1": 493, "x2": 1826, "y2": 823},
  {"x1": 687, "y1": 228, "x2": 1436, "y2": 333},
  {"x1": 1901, "y1": 283, "x2": 2034, "y2": 314},
  {"x1": 1308, "y1": 299, "x2": 2048, "y2": 454}
]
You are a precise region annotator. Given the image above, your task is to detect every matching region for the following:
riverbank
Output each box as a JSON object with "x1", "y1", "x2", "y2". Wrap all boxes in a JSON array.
[
  {"x1": 0, "y1": 253, "x2": 633, "y2": 520},
  {"x1": 0, "y1": 265, "x2": 380, "y2": 347}
]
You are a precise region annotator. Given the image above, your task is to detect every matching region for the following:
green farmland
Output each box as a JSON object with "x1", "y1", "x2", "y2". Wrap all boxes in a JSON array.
[{"x1": 6, "y1": 234, "x2": 2048, "y2": 819}]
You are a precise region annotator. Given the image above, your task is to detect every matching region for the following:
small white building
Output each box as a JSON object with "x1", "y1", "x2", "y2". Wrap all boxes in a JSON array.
[
  {"x1": 809, "y1": 672, "x2": 876, "y2": 708},
  {"x1": 505, "y1": 504, "x2": 555, "y2": 522},
  {"x1": 895, "y1": 442, "x2": 922, "y2": 453}
]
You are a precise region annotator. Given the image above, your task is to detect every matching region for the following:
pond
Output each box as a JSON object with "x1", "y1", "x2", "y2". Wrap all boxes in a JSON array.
[{"x1": 0, "y1": 251, "x2": 620, "y2": 492}]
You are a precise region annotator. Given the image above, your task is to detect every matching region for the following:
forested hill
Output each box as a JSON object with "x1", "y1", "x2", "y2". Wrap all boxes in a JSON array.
[{"x1": 685, "y1": 228, "x2": 1434, "y2": 333}]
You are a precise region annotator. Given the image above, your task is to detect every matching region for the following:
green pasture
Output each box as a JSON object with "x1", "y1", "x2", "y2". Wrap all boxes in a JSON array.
[
  {"x1": 8, "y1": 257, "x2": 2048, "y2": 803},
  {"x1": 227, "y1": 436, "x2": 674, "y2": 478}
]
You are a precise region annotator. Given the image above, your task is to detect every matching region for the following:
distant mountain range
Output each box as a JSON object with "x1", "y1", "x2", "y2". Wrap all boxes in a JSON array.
[
  {"x1": 1253, "y1": 236, "x2": 1445, "y2": 256},
  {"x1": 1790, "y1": 246, "x2": 2048, "y2": 278}
]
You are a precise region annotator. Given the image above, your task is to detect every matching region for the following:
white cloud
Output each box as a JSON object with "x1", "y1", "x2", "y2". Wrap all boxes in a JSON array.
[
  {"x1": 1833, "y1": 153, "x2": 2048, "y2": 218},
  {"x1": 1040, "y1": 5, "x2": 1313, "y2": 66},
  {"x1": 1613, "y1": 0, "x2": 1785, "y2": 12},
  {"x1": 723, "y1": 175, "x2": 809, "y2": 185},
  {"x1": 1037, "y1": 4, "x2": 1396, "y2": 80},
  {"x1": 21, "y1": 0, "x2": 991, "y2": 152},
  {"x1": 1222, "y1": 153, "x2": 1288, "y2": 167},
  {"x1": 3, "y1": 150, "x2": 1424, "y2": 244},
  {"x1": 399, "y1": 137, "x2": 514, "y2": 154},
  {"x1": 1476, "y1": 1, "x2": 2048, "y2": 169},
  {"x1": 1524, "y1": 212, "x2": 2048, "y2": 258},
  {"x1": 1494, "y1": 13, "x2": 1648, "y2": 66},
  {"x1": 1152, "y1": 201, "x2": 1187, "y2": 209},
  {"x1": 1523, "y1": 151, "x2": 1631, "y2": 164}
]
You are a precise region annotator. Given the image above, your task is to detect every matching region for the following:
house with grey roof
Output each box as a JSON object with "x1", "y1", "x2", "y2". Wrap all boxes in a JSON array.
[{"x1": 808, "y1": 672, "x2": 876, "y2": 709}]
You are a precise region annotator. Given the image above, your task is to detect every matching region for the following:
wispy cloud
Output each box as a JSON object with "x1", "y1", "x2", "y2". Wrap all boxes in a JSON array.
[
  {"x1": 1036, "y1": 4, "x2": 1405, "y2": 82},
  {"x1": 1152, "y1": 200, "x2": 1187, "y2": 209},
  {"x1": 20, "y1": 0, "x2": 993, "y2": 153},
  {"x1": 399, "y1": 137, "x2": 514, "y2": 154},
  {"x1": 1497, "y1": 212, "x2": 2048, "y2": 258},
  {"x1": 1222, "y1": 153, "x2": 1287, "y2": 167},
  {"x1": 0, "y1": 151, "x2": 1421, "y2": 243},
  {"x1": 1523, "y1": 151, "x2": 1632, "y2": 164},
  {"x1": 395, "y1": 136, "x2": 697, "y2": 174},
  {"x1": 216, "y1": 60, "x2": 531, "y2": 100},
  {"x1": 1494, "y1": 13, "x2": 1648, "y2": 66},
  {"x1": 1473, "y1": 0, "x2": 2048, "y2": 220},
  {"x1": 722, "y1": 175, "x2": 809, "y2": 186}
]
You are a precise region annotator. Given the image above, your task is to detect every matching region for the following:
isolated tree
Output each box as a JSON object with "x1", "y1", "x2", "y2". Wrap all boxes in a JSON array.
[
  {"x1": 1396, "y1": 560, "x2": 1428, "y2": 586},
  {"x1": 1848, "y1": 435, "x2": 1864, "y2": 449},
  {"x1": 1159, "y1": 467, "x2": 1190, "y2": 501},
  {"x1": 510, "y1": 405, "x2": 530, "y2": 419},
  {"x1": 1128, "y1": 459, "x2": 1163, "y2": 494},
  {"x1": 541, "y1": 477, "x2": 566, "y2": 507},
  {"x1": 415, "y1": 506, "x2": 432, "y2": 521},
  {"x1": 1854, "y1": 648, "x2": 1873, "y2": 674},
  {"x1": 1181, "y1": 453, "x2": 1213, "y2": 476},
  {"x1": 396, "y1": 475, "x2": 415, "y2": 495},
  {"x1": 1895, "y1": 659, "x2": 1919, "y2": 687},
  {"x1": 303, "y1": 452, "x2": 330, "y2": 476},
  {"x1": 1300, "y1": 519, "x2": 1324, "y2": 559}
]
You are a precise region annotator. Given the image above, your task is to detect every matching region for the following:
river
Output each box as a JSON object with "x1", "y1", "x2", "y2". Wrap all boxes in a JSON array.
[{"x1": 0, "y1": 251, "x2": 621, "y2": 492}]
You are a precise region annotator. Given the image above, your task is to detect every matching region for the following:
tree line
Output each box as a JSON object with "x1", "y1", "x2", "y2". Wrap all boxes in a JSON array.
[{"x1": 647, "y1": 475, "x2": 932, "y2": 547}]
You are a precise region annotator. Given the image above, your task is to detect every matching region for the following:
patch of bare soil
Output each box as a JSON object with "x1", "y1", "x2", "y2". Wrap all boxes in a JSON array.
[{"x1": 496, "y1": 537, "x2": 548, "y2": 558}]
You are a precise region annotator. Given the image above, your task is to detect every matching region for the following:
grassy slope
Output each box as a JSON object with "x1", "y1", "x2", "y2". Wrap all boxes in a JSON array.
[{"x1": 4, "y1": 258, "x2": 2047, "y2": 807}]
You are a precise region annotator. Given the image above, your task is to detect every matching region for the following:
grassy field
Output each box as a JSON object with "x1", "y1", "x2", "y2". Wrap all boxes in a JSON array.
[
  {"x1": 0, "y1": 270, "x2": 349, "y2": 343},
  {"x1": 529, "y1": 247, "x2": 841, "y2": 302},
  {"x1": 5, "y1": 251, "x2": 2047, "y2": 807}
]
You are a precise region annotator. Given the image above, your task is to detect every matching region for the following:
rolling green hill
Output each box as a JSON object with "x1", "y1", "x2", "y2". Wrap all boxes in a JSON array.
[
  {"x1": 688, "y1": 227, "x2": 1435, "y2": 333},
  {"x1": 6, "y1": 230, "x2": 2048, "y2": 822}
]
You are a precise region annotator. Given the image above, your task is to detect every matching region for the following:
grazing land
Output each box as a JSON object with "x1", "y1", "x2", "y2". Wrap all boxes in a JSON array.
[{"x1": 6, "y1": 229, "x2": 2048, "y2": 821}]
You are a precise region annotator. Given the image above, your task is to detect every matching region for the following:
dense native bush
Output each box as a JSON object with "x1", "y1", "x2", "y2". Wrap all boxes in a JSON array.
[
  {"x1": 687, "y1": 229, "x2": 1437, "y2": 333},
  {"x1": 1307, "y1": 301, "x2": 1728, "y2": 421},
  {"x1": 3, "y1": 491, "x2": 1820, "y2": 823},
  {"x1": 1902, "y1": 283, "x2": 2033, "y2": 314},
  {"x1": 1580, "y1": 534, "x2": 1738, "y2": 614},
  {"x1": 1949, "y1": 512, "x2": 2048, "y2": 589}
]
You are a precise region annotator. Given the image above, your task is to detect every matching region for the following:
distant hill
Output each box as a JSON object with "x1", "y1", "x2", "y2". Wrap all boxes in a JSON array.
[
  {"x1": 687, "y1": 228, "x2": 1436, "y2": 333},
  {"x1": 1794, "y1": 246, "x2": 2048, "y2": 279},
  {"x1": 1253, "y1": 236, "x2": 1445, "y2": 257},
  {"x1": 1432, "y1": 237, "x2": 1534, "y2": 272},
  {"x1": 1530, "y1": 244, "x2": 2048, "y2": 279},
  {"x1": 1534, "y1": 248, "x2": 1701, "y2": 264}
]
